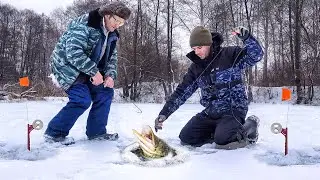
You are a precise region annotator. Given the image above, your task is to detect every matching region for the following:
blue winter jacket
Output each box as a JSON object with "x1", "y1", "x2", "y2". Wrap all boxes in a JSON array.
[
  {"x1": 159, "y1": 33, "x2": 264, "y2": 119},
  {"x1": 50, "y1": 9, "x2": 119, "y2": 90}
]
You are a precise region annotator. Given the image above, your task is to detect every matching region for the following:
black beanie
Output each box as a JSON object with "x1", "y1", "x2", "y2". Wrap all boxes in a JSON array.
[
  {"x1": 99, "y1": 2, "x2": 131, "y2": 20},
  {"x1": 189, "y1": 26, "x2": 213, "y2": 47}
]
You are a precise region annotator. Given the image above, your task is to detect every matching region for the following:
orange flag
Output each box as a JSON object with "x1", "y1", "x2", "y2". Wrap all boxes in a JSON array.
[
  {"x1": 19, "y1": 77, "x2": 30, "y2": 87},
  {"x1": 282, "y1": 88, "x2": 291, "y2": 101}
]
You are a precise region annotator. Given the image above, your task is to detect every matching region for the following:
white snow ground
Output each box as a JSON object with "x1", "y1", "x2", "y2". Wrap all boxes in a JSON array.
[{"x1": 1, "y1": 101, "x2": 320, "y2": 179}]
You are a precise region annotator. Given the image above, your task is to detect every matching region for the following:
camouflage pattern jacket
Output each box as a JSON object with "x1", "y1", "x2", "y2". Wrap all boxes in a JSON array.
[
  {"x1": 50, "y1": 9, "x2": 119, "y2": 90},
  {"x1": 159, "y1": 34, "x2": 264, "y2": 119}
]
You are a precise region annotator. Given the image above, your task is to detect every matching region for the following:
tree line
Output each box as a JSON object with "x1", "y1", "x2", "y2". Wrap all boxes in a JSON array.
[{"x1": 0, "y1": 0, "x2": 319, "y2": 104}]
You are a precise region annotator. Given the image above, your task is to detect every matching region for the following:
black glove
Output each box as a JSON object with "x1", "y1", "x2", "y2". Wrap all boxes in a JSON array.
[
  {"x1": 233, "y1": 26, "x2": 250, "y2": 41},
  {"x1": 154, "y1": 115, "x2": 166, "y2": 132}
]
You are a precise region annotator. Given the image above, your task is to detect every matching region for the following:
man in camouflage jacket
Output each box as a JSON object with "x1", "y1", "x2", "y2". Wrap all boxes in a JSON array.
[
  {"x1": 44, "y1": 2, "x2": 131, "y2": 144},
  {"x1": 154, "y1": 26, "x2": 264, "y2": 149}
]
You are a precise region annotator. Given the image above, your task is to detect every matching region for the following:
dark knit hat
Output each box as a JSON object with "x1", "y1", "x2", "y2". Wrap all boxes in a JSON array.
[
  {"x1": 189, "y1": 26, "x2": 213, "y2": 47},
  {"x1": 99, "y1": 2, "x2": 131, "y2": 20}
]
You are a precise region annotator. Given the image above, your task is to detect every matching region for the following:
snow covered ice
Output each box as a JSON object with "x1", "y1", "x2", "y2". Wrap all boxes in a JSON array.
[{"x1": 1, "y1": 100, "x2": 320, "y2": 179}]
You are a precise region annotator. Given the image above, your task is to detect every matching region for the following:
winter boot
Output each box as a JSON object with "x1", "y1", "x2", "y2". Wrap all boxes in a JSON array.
[
  {"x1": 243, "y1": 115, "x2": 260, "y2": 144},
  {"x1": 88, "y1": 133, "x2": 119, "y2": 141},
  {"x1": 44, "y1": 134, "x2": 75, "y2": 145},
  {"x1": 215, "y1": 140, "x2": 249, "y2": 150},
  {"x1": 214, "y1": 131, "x2": 250, "y2": 150}
]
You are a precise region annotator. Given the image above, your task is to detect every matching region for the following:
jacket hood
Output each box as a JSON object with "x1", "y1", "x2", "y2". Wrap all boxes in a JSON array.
[{"x1": 88, "y1": 8, "x2": 120, "y2": 38}]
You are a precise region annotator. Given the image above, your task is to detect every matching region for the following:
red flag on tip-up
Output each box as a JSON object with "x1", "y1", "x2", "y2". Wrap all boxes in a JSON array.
[
  {"x1": 19, "y1": 77, "x2": 29, "y2": 87},
  {"x1": 281, "y1": 88, "x2": 291, "y2": 101}
]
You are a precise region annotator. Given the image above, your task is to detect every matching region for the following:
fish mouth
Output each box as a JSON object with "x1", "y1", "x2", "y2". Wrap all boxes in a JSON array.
[{"x1": 132, "y1": 125, "x2": 158, "y2": 156}]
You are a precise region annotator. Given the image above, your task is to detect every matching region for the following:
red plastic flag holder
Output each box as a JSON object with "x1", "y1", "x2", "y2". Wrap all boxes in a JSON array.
[
  {"x1": 19, "y1": 76, "x2": 44, "y2": 151},
  {"x1": 271, "y1": 123, "x2": 288, "y2": 155},
  {"x1": 27, "y1": 120, "x2": 43, "y2": 151},
  {"x1": 270, "y1": 88, "x2": 291, "y2": 155}
]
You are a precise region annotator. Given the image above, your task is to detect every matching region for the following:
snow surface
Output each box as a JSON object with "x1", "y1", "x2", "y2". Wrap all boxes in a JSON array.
[{"x1": 1, "y1": 101, "x2": 320, "y2": 179}]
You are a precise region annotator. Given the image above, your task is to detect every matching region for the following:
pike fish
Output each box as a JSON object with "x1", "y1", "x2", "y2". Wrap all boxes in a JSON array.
[{"x1": 132, "y1": 125, "x2": 176, "y2": 159}]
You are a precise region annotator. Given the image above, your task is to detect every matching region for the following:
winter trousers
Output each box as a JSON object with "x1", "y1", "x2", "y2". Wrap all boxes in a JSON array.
[
  {"x1": 179, "y1": 111, "x2": 246, "y2": 147},
  {"x1": 44, "y1": 79, "x2": 114, "y2": 139}
]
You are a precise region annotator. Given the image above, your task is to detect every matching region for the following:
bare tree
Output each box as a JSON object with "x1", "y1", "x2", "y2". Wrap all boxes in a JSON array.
[{"x1": 293, "y1": 0, "x2": 303, "y2": 104}]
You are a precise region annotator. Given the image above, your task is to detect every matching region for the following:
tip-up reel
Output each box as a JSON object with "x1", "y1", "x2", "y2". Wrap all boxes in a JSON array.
[
  {"x1": 31, "y1": 119, "x2": 43, "y2": 130},
  {"x1": 271, "y1": 122, "x2": 282, "y2": 134}
]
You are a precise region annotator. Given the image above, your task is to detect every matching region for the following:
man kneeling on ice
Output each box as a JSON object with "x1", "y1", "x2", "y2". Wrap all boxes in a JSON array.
[{"x1": 154, "y1": 26, "x2": 264, "y2": 150}]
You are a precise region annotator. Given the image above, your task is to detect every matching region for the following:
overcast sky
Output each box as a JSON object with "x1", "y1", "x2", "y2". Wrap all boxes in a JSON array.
[
  {"x1": 1, "y1": 0, "x2": 191, "y2": 54},
  {"x1": 1, "y1": 0, "x2": 74, "y2": 15}
]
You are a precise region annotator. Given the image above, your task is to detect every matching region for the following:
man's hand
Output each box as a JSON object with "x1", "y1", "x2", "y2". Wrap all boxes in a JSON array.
[
  {"x1": 90, "y1": 72, "x2": 103, "y2": 86},
  {"x1": 104, "y1": 76, "x2": 114, "y2": 88},
  {"x1": 154, "y1": 115, "x2": 166, "y2": 132},
  {"x1": 232, "y1": 26, "x2": 250, "y2": 41}
]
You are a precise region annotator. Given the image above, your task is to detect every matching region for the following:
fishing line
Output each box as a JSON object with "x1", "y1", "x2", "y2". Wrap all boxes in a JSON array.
[
  {"x1": 132, "y1": 102, "x2": 142, "y2": 113},
  {"x1": 25, "y1": 100, "x2": 29, "y2": 123},
  {"x1": 285, "y1": 103, "x2": 290, "y2": 127},
  {"x1": 162, "y1": 41, "x2": 223, "y2": 118},
  {"x1": 228, "y1": 34, "x2": 264, "y2": 141},
  {"x1": 157, "y1": 34, "x2": 243, "y2": 124},
  {"x1": 156, "y1": 32, "x2": 258, "y2": 145},
  {"x1": 228, "y1": 47, "x2": 247, "y2": 138}
]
